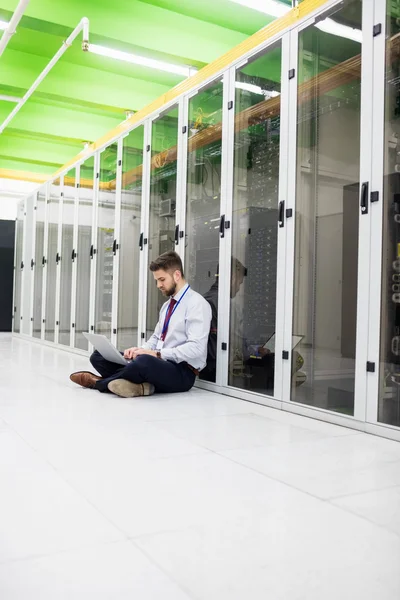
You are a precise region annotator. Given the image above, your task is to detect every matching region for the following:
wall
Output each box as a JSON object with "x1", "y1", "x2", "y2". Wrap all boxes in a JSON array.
[{"x1": 0, "y1": 179, "x2": 37, "y2": 221}]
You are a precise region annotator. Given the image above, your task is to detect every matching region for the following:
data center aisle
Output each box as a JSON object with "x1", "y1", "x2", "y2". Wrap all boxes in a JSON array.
[{"x1": 0, "y1": 333, "x2": 400, "y2": 599}]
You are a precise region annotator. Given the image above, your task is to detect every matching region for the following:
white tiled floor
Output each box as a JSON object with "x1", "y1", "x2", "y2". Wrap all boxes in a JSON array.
[{"x1": 1, "y1": 334, "x2": 400, "y2": 599}]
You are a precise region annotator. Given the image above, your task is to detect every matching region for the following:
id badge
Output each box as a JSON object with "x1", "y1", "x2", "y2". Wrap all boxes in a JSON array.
[{"x1": 156, "y1": 339, "x2": 164, "y2": 350}]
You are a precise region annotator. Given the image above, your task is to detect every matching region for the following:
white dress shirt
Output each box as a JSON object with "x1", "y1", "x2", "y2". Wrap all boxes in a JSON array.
[{"x1": 142, "y1": 284, "x2": 212, "y2": 370}]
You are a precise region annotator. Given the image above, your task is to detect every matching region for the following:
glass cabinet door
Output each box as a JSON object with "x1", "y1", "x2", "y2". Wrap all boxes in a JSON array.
[
  {"x1": 59, "y1": 169, "x2": 76, "y2": 347},
  {"x1": 32, "y1": 190, "x2": 46, "y2": 339},
  {"x1": 117, "y1": 128, "x2": 144, "y2": 350},
  {"x1": 146, "y1": 106, "x2": 179, "y2": 337},
  {"x1": 183, "y1": 80, "x2": 223, "y2": 383},
  {"x1": 13, "y1": 201, "x2": 25, "y2": 333},
  {"x1": 378, "y1": 1, "x2": 400, "y2": 428},
  {"x1": 227, "y1": 43, "x2": 282, "y2": 396},
  {"x1": 74, "y1": 157, "x2": 95, "y2": 351},
  {"x1": 45, "y1": 179, "x2": 61, "y2": 343},
  {"x1": 94, "y1": 144, "x2": 117, "y2": 339},
  {"x1": 291, "y1": 0, "x2": 362, "y2": 415}
]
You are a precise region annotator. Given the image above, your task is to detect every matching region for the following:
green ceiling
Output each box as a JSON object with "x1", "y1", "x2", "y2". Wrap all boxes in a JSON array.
[{"x1": 0, "y1": 0, "x2": 292, "y2": 179}]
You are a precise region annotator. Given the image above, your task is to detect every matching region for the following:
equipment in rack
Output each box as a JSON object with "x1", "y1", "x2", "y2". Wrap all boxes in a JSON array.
[
  {"x1": 243, "y1": 118, "x2": 280, "y2": 344},
  {"x1": 381, "y1": 168, "x2": 400, "y2": 426}
]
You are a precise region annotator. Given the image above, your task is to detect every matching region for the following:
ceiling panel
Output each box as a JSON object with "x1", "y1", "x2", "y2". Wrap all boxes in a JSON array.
[{"x1": 0, "y1": 0, "x2": 288, "y2": 179}]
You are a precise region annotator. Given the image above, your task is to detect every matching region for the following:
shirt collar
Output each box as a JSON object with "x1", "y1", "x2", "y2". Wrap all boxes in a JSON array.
[{"x1": 172, "y1": 283, "x2": 189, "y2": 302}]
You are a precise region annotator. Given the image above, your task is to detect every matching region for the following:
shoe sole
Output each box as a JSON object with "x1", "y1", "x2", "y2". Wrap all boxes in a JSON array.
[{"x1": 108, "y1": 379, "x2": 154, "y2": 398}]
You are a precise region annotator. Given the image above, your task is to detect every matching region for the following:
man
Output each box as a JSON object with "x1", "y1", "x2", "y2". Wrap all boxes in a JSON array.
[
  {"x1": 200, "y1": 258, "x2": 246, "y2": 382},
  {"x1": 70, "y1": 251, "x2": 212, "y2": 398},
  {"x1": 201, "y1": 258, "x2": 305, "y2": 388}
]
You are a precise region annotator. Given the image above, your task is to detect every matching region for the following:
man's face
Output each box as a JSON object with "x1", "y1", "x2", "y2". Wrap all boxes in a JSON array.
[{"x1": 153, "y1": 269, "x2": 178, "y2": 297}]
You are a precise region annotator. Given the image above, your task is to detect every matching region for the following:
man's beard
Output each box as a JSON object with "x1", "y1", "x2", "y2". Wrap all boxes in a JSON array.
[{"x1": 164, "y1": 282, "x2": 177, "y2": 297}]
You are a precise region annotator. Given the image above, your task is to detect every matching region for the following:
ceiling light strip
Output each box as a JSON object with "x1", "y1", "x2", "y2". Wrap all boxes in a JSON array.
[{"x1": 88, "y1": 44, "x2": 196, "y2": 77}]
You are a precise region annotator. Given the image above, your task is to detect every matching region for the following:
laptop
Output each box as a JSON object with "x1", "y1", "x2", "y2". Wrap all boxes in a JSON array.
[
  {"x1": 262, "y1": 333, "x2": 304, "y2": 353},
  {"x1": 248, "y1": 334, "x2": 304, "y2": 359},
  {"x1": 83, "y1": 332, "x2": 128, "y2": 366}
]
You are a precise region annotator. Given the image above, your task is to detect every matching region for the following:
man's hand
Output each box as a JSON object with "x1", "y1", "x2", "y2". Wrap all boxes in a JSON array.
[
  {"x1": 123, "y1": 347, "x2": 139, "y2": 359},
  {"x1": 132, "y1": 348, "x2": 157, "y2": 359},
  {"x1": 123, "y1": 347, "x2": 157, "y2": 359}
]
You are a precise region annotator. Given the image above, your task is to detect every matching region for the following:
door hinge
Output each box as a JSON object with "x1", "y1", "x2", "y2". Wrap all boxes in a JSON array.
[
  {"x1": 371, "y1": 191, "x2": 379, "y2": 203},
  {"x1": 373, "y1": 23, "x2": 382, "y2": 37},
  {"x1": 366, "y1": 361, "x2": 375, "y2": 373}
]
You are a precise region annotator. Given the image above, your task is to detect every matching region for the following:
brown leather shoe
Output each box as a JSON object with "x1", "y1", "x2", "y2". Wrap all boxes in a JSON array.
[{"x1": 70, "y1": 371, "x2": 101, "y2": 389}]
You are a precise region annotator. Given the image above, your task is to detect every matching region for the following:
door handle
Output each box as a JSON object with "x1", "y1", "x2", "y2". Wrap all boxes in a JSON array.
[
  {"x1": 90, "y1": 244, "x2": 94, "y2": 259},
  {"x1": 139, "y1": 232, "x2": 144, "y2": 250},
  {"x1": 30, "y1": 258, "x2": 34, "y2": 269},
  {"x1": 278, "y1": 201, "x2": 285, "y2": 228},
  {"x1": 360, "y1": 182, "x2": 369, "y2": 215},
  {"x1": 219, "y1": 214, "x2": 225, "y2": 238},
  {"x1": 71, "y1": 249, "x2": 77, "y2": 261},
  {"x1": 56, "y1": 252, "x2": 60, "y2": 264},
  {"x1": 112, "y1": 239, "x2": 118, "y2": 255},
  {"x1": 174, "y1": 225, "x2": 179, "y2": 245}
]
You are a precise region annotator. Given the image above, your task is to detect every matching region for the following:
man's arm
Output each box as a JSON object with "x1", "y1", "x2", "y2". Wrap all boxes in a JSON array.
[{"x1": 161, "y1": 299, "x2": 211, "y2": 364}]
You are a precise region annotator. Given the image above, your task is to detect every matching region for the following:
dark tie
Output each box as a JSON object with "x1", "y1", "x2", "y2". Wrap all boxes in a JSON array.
[{"x1": 160, "y1": 298, "x2": 177, "y2": 341}]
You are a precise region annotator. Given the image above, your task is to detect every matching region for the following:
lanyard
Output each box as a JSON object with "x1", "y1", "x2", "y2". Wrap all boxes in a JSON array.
[{"x1": 161, "y1": 284, "x2": 190, "y2": 338}]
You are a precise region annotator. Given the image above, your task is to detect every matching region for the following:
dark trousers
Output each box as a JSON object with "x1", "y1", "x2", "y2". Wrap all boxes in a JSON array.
[{"x1": 90, "y1": 350, "x2": 196, "y2": 394}]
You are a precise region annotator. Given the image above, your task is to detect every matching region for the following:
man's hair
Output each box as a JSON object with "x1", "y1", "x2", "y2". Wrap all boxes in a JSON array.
[
  {"x1": 215, "y1": 257, "x2": 246, "y2": 279},
  {"x1": 149, "y1": 251, "x2": 184, "y2": 277}
]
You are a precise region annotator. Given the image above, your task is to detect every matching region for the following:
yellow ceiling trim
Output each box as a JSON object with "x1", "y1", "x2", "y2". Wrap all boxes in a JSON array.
[
  {"x1": 53, "y1": 0, "x2": 327, "y2": 178},
  {"x1": 0, "y1": 169, "x2": 48, "y2": 184}
]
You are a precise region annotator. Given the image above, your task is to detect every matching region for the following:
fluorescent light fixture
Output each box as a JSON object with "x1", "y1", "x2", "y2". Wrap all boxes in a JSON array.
[
  {"x1": 229, "y1": 1, "x2": 362, "y2": 43},
  {"x1": 315, "y1": 18, "x2": 362, "y2": 43},
  {"x1": 228, "y1": 0, "x2": 290, "y2": 18},
  {"x1": 236, "y1": 81, "x2": 280, "y2": 97},
  {"x1": 89, "y1": 44, "x2": 197, "y2": 77},
  {"x1": 0, "y1": 20, "x2": 9, "y2": 30}
]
